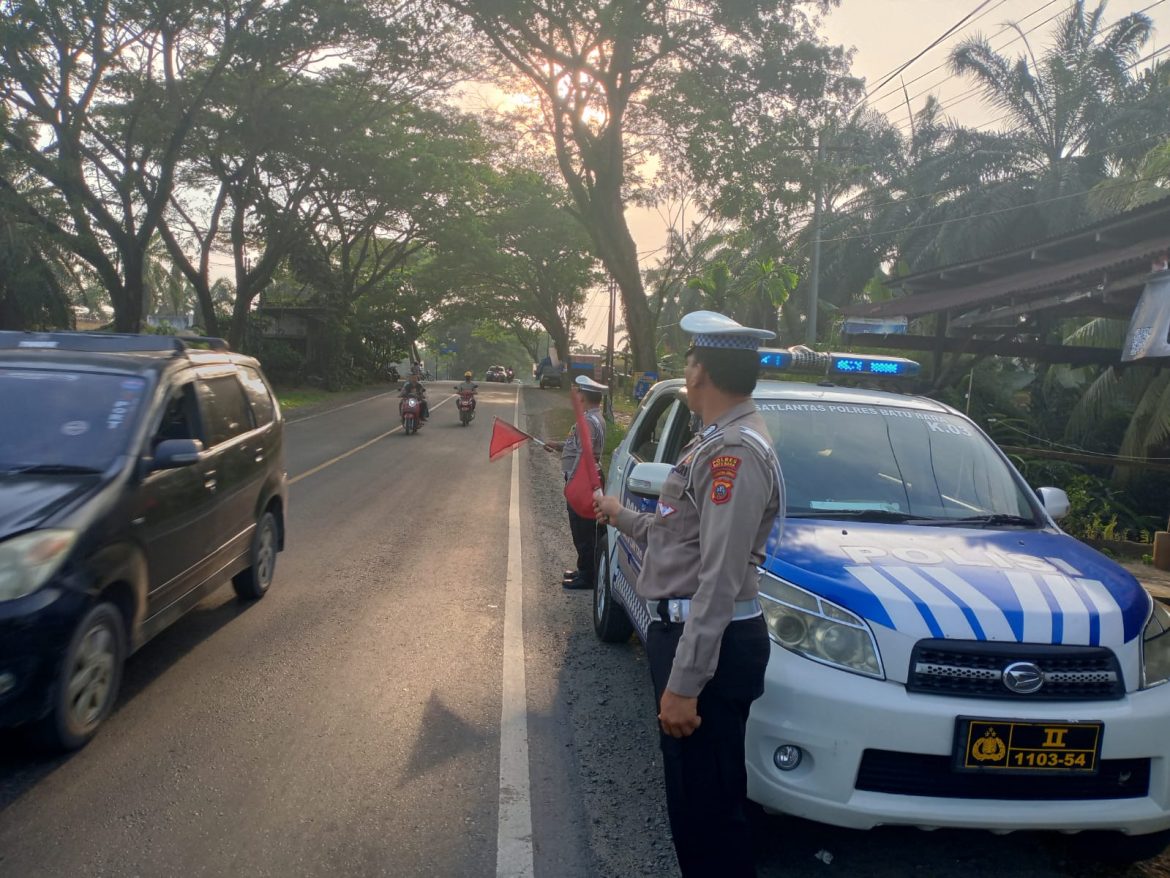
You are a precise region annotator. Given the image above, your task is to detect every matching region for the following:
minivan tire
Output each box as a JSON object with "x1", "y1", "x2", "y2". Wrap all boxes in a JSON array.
[
  {"x1": 232, "y1": 510, "x2": 278, "y2": 600},
  {"x1": 593, "y1": 539, "x2": 633, "y2": 643},
  {"x1": 36, "y1": 601, "x2": 126, "y2": 751}
]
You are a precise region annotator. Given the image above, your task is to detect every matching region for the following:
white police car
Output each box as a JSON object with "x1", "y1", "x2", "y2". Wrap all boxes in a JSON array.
[{"x1": 595, "y1": 349, "x2": 1170, "y2": 859}]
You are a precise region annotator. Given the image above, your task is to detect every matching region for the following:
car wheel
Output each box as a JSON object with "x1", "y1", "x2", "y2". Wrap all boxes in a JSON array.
[
  {"x1": 593, "y1": 538, "x2": 633, "y2": 643},
  {"x1": 36, "y1": 602, "x2": 126, "y2": 751},
  {"x1": 232, "y1": 510, "x2": 279, "y2": 600}
]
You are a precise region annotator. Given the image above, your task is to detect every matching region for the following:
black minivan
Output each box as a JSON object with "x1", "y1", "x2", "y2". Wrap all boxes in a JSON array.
[{"x1": 0, "y1": 332, "x2": 287, "y2": 749}]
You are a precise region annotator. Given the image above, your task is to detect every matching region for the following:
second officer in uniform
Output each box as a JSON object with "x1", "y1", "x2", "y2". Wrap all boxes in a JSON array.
[{"x1": 595, "y1": 311, "x2": 784, "y2": 877}]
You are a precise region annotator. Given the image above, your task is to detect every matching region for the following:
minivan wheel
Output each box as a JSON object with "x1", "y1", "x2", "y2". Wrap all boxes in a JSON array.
[
  {"x1": 593, "y1": 540, "x2": 633, "y2": 643},
  {"x1": 232, "y1": 511, "x2": 278, "y2": 600},
  {"x1": 37, "y1": 602, "x2": 125, "y2": 751}
]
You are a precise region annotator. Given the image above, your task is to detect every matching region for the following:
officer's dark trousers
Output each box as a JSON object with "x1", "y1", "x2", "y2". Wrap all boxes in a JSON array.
[
  {"x1": 565, "y1": 502, "x2": 600, "y2": 585},
  {"x1": 647, "y1": 615, "x2": 769, "y2": 878}
]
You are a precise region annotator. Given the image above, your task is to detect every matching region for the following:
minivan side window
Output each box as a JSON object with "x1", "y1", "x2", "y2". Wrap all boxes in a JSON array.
[
  {"x1": 631, "y1": 396, "x2": 678, "y2": 462},
  {"x1": 197, "y1": 376, "x2": 254, "y2": 446},
  {"x1": 152, "y1": 382, "x2": 203, "y2": 447},
  {"x1": 238, "y1": 366, "x2": 275, "y2": 426}
]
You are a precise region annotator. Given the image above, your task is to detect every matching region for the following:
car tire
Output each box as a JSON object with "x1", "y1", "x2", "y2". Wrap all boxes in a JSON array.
[
  {"x1": 593, "y1": 538, "x2": 633, "y2": 643},
  {"x1": 36, "y1": 601, "x2": 126, "y2": 751},
  {"x1": 232, "y1": 510, "x2": 279, "y2": 601}
]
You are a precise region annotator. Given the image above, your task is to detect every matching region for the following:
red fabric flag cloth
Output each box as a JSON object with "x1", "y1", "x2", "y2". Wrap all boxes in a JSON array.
[
  {"x1": 564, "y1": 388, "x2": 602, "y2": 518},
  {"x1": 489, "y1": 417, "x2": 534, "y2": 461}
]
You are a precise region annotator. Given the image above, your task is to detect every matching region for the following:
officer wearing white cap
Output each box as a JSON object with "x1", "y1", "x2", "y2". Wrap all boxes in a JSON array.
[
  {"x1": 594, "y1": 311, "x2": 784, "y2": 877},
  {"x1": 545, "y1": 374, "x2": 608, "y2": 590}
]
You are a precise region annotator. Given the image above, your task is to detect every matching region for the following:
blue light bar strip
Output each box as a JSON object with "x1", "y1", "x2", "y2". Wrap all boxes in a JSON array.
[
  {"x1": 830, "y1": 356, "x2": 920, "y2": 377},
  {"x1": 757, "y1": 347, "x2": 920, "y2": 377}
]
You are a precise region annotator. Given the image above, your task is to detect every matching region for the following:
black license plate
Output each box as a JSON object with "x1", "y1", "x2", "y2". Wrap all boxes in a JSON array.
[{"x1": 955, "y1": 718, "x2": 1102, "y2": 774}]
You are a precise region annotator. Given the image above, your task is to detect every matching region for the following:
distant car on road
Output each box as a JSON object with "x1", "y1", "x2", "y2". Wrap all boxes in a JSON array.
[
  {"x1": 485, "y1": 365, "x2": 508, "y2": 382},
  {"x1": 0, "y1": 331, "x2": 288, "y2": 750},
  {"x1": 536, "y1": 363, "x2": 562, "y2": 389}
]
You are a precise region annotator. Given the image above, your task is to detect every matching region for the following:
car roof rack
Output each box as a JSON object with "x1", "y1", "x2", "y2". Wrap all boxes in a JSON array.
[{"x1": 0, "y1": 331, "x2": 230, "y2": 354}]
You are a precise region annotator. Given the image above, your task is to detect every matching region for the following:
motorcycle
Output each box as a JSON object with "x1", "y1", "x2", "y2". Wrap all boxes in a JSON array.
[
  {"x1": 400, "y1": 394, "x2": 423, "y2": 435},
  {"x1": 387, "y1": 365, "x2": 400, "y2": 383},
  {"x1": 454, "y1": 387, "x2": 476, "y2": 426}
]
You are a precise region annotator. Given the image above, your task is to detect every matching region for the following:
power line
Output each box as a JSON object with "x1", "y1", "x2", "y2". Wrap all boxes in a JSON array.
[
  {"x1": 868, "y1": 0, "x2": 1063, "y2": 107},
  {"x1": 994, "y1": 421, "x2": 1170, "y2": 462},
  {"x1": 813, "y1": 169, "x2": 1170, "y2": 246},
  {"x1": 881, "y1": 0, "x2": 1168, "y2": 132},
  {"x1": 865, "y1": 0, "x2": 1004, "y2": 100}
]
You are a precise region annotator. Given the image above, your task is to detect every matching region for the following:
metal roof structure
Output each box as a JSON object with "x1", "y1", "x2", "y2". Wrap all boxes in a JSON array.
[{"x1": 839, "y1": 195, "x2": 1170, "y2": 367}]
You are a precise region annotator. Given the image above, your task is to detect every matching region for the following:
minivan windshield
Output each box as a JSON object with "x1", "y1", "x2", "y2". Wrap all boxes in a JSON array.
[
  {"x1": 757, "y1": 398, "x2": 1036, "y2": 525},
  {"x1": 0, "y1": 368, "x2": 149, "y2": 473}
]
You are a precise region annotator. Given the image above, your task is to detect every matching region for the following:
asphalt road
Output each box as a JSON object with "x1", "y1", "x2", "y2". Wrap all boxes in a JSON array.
[{"x1": 0, "y1": 383, "x2": 1166, "y2": 877}]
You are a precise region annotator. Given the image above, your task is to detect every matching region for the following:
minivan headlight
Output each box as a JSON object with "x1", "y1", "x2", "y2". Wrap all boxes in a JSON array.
[
  {"x1": 1141, "y1": 600, "x2": 1170, "y2": 689},
  {"x1": 0, "y1": 530, "x2": 76, "y2": 601},
  {"x1": 758, "y1": 570, "x2": 884, "y2": 679}
]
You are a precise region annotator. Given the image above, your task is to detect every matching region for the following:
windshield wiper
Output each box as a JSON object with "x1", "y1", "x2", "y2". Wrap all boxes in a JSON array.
[
  {"x1": 932, "y1": 513, "x2": 1038, "y2": 528},
  {"x1": 1, "y1": 463, "x2": 104, "y2": 475},
  {"x1": 788, "y1": 509, "x2": 932, "y2": 523}
]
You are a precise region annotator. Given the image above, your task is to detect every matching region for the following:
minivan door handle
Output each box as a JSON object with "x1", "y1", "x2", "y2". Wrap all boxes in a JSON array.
[{"x1": 204, "y1": 469, "x2": 218, "y2": 492}]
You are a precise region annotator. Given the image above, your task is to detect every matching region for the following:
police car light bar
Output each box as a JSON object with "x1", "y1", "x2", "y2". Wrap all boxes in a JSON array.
[{"x1": 758, "y1": 347, "x2": 920, "y2": 378}]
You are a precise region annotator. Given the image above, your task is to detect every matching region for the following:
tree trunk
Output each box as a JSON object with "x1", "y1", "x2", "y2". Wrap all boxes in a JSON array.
[
  {"x1": 549, "y1": 322, "x2": 571, "y2": 367},
  {"x1": 228, "y1": 286, "x2": 252, "y2": 351},
  {"x1": 113, "y1": 252, "x2": 145, "y2": 333},
  {"x1": 192, "y1": 279, "x2": 220, "y2": 338},
  {"x1": 582, "y1": 191, "x2": 657, "y2": 371}
]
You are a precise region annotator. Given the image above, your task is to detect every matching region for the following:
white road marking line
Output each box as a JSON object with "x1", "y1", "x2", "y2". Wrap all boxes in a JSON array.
[
  {"x1": 497, "y1": 385, "x2": 534, "y2": 878},
  {"x1": 288, "y1": 395, "x2": 454, "y2": 486}
]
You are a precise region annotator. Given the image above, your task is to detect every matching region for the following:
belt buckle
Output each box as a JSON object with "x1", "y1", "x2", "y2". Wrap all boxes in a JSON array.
[{"x1": 668, "y1": 599, "x2": 684, "y2": 623}]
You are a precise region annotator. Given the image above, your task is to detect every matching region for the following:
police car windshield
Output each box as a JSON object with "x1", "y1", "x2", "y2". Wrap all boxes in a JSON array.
[
  {"x1": 757, "y1": 399, "x2": 1036, "y2": 525},
  {"x1": 0, "y1": 368, "x2": 148, "y2": 473}
]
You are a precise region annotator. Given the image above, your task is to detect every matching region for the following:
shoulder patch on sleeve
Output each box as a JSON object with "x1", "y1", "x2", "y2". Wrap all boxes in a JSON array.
[{"x1": 710, "y1": 455, "x2": 742, "y2": 478}]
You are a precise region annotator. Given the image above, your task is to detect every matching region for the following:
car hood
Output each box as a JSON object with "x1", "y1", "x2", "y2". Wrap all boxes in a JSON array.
[
  {"x1": 763, "y1": 521, "x2": 1150, "y2": 646},
  {"x1": 0, "y1": 474, "x2": 99, "y2": 541}
]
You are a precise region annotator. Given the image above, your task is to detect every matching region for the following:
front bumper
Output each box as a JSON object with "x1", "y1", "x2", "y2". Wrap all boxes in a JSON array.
[
  {"x1": 0, "y1": 585, "x2": 85, "y2": 727},
  {"x1": 746, "y1": 644, "x2": 1170, "y2": 835}
]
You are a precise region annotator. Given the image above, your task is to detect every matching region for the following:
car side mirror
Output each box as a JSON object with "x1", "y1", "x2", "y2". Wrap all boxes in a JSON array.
[
  {"x1": 626, "y1": 461, "x2": 674, "y2": 498},
  {"x1": 1037, "y1": 487, "x2": 1071, "y2": 521},
  {"x1": 152, "y1": 438, "x2": 203, "y2": 471}
]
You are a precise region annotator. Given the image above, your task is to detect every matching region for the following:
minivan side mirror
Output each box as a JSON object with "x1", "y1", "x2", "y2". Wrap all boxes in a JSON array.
[
  {"x1": 1037, "y1": 487, "x2": 1071, "y2": 521},
  {"x1": 626, "y1": 461, "x2": 674, "y2": 498},
  {"x1": 152, "y1": 438, "x2": 204, "y2": 470}
]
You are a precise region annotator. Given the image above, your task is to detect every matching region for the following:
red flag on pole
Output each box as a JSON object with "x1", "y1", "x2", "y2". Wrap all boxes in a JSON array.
[
  {"x1": 564, "y1": 388, "x2": 602, "y2": 518},
  {"x1": 489, "y1": 417, "x2": 535, "y2": 461}
]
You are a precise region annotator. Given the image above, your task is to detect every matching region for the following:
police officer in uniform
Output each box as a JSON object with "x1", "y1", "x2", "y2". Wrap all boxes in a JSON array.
[
  {"x1": 545, "y1": 374, "x2": 607, "y2": 590},
  {"x1": 594, "y1": 311, "x2": 783, "y2": 877}
]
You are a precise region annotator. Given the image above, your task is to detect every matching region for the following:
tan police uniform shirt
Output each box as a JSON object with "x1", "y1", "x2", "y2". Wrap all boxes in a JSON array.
[
  {"x1": 561, "y1": 407, "x2": 605, "y2": 480},
  {"x1": 613, "y1": 399, "x2": 782, "y2": 697}
]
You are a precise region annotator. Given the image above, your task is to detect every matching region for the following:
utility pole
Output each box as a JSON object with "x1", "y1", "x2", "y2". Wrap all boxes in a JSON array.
[
  {"x1": 605, "y1": 277, "x2": 617, "y2": 421},
  {"x1": 805, "y1": 133, "x2": 824, "y2": 347}
]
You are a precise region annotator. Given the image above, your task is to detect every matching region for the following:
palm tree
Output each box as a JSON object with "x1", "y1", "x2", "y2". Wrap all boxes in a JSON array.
[{"x1": 948, "y1": 0, "x2": 1155, "y2": 227}]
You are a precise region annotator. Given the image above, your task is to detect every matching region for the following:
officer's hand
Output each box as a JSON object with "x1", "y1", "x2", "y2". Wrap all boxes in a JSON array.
[
  {"x1": 658, "y1": 689, "x2": 701, "y2": 738},
  {"x1": 594, "y1": 494, "x2": 621, "y2": 523}
]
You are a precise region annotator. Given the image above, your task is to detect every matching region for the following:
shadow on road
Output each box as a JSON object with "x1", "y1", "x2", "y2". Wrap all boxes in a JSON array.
[{"x1": 0, "y1": 587, "x2": 253, "y2": 813}]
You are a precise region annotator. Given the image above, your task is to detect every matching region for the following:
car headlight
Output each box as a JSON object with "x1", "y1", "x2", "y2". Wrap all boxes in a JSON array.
[
  {"x1": 758, "y1": 570, "x2": 884, "y2": 679},
  {"x1": 0, "y1": 530, "x2": 77, "y2": 601},
  {"x1": 1141, "y1": 600, "x2": 1170, "y2": 689}
]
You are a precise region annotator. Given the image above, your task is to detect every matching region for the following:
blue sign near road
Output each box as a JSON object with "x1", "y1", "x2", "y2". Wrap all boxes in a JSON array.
[{"x1": 633, "y1": 371, "x2": 657, "y2": 400}]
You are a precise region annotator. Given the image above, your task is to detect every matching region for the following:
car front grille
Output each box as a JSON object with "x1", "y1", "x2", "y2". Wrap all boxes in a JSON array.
[
  {"x1": 907, "y1": 640, "x2": 1124, "y2": 700},
  {"x1": 856, "y1": 750, "x2": 1150, "y2": 800}
]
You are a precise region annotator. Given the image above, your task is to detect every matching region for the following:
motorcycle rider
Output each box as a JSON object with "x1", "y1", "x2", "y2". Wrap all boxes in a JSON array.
[
  {"x1": 399, "y1": 374, "x2": 429, "y2": 421},
  {"x1": 456, "y1": 371, "x2": 478, "y2": 412}
]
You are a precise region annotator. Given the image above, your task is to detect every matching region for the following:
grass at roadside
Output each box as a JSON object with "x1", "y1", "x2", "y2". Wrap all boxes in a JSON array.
[{"x1": 275, "y1": 388, "x2": 333, "y2": 412}]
